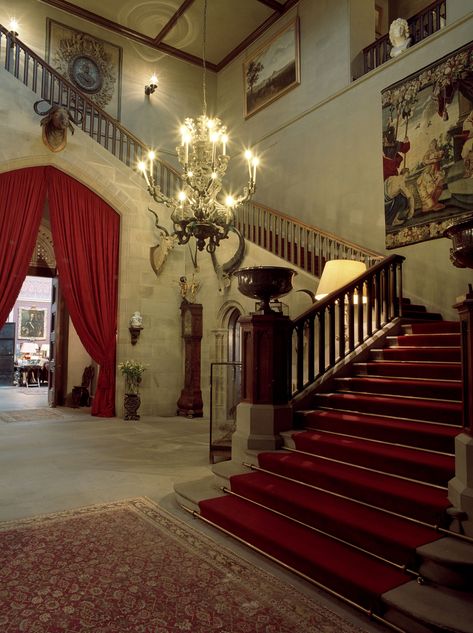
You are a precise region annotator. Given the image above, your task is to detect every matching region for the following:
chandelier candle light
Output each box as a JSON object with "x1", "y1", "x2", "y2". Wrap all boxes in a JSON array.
[{"x1": 138, "y1": 0, "x2": 260, "y2": 253}]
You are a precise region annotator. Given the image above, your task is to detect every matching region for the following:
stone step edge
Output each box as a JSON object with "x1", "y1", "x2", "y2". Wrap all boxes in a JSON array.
[{"x1": 382, "y1": 581, "x2": 473, "y2": 633}]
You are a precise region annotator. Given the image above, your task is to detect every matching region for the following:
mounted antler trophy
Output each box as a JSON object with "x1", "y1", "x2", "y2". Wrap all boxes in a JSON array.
[{"x1": 33, "y1": 100, "x2": 83, "y2": 152}]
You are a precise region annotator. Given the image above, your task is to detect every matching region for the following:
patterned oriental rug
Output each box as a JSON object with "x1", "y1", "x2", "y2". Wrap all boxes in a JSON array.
[{"x1": 0, "y1": 498, "x2": 365, "y2": 633}]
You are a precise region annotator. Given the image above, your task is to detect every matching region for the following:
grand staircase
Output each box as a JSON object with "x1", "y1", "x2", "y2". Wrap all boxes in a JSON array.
[
  {"x1": 192, "y1": 303, "x2": 473, "y2": 632},
  {"x1": 3, "y1": 25, "x2": 473, "y2": 631}
]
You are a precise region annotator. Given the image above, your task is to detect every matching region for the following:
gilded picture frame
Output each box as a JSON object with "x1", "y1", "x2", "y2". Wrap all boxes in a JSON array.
[
  {"x1": 46, "y1": 19, "x2": 123, "y2": 120},
  {"x1": 243, "y1": 17, "x2": 300, "y2": 119},
  {"x1": 19, "y1": 308, "x2": 46, "y2": 340}
]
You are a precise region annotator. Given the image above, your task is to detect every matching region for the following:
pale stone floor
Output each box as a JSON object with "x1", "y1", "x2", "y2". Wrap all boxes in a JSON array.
[{"x1": 0, "y1": 385, "x2": 389, "y2": 632}]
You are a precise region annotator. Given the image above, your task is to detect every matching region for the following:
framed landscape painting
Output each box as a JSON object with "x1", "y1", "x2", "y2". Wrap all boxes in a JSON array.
[
  {"x1": 382, "y1": 42, "x2": 473, "y2": 249},
  {"x1": 244, "y1": 18, "x2": 300, "y2": 119}
]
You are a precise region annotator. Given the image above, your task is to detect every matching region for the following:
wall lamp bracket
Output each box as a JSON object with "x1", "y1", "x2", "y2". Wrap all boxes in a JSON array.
[
  {"x1": 129, "y1": 326, "x2": 142, "y2": 345},
  {"x1": 145, "y1": 76, "x2": 158, "y2": 96}
]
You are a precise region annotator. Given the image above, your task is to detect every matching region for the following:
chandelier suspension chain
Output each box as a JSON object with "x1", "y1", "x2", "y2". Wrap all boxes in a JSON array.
[{"x1": 202, "y1": 0, "x2": 207, "y2": 117}]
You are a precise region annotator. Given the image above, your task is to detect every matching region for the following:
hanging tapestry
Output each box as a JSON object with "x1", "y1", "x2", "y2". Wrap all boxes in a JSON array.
[{"x1": 382, "y1": 42, "x2": 473, "y2": 249}]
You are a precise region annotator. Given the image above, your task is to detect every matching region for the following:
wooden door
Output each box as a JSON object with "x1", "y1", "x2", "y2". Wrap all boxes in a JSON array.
[
  {"x1": 48, "y1": 276, "x2": 69, "y2": 406},
  {"x1": 0, "y1": 322, "x2": 15, "y2": 386}
]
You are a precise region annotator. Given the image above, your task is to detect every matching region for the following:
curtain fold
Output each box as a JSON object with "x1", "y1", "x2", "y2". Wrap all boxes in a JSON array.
[
  {"x1": 0, "y1": 167, "x2": 47, "y2": 327},
  {"x1": 46, "y1": 167, "x2": 119, "y2": 417}
]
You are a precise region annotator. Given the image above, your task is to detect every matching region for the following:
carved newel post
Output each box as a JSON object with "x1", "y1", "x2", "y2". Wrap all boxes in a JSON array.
[
  {"x1": 176, "y1": 301, "x2": 203, "y2": 418},
  {"x1": 445, "y1": 219, "x2": 473, "y2": 536},
  {"x1": 232, "y1": 312, "x2": 293, "y2": 463},
  {"x1": 231, "y1": 267, "x2": 297, "y2": 464}
]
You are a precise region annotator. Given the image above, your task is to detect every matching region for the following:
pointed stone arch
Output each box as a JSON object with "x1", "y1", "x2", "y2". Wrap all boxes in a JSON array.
[
  {"x1": 29, "y1": 223, "x2": 56, "y2": 272},
  {"x1": 210, "y1": 300, "x2": 245, "y2": 450},
  {"x1": 214, "y1": 300, "x2": 246, "y2": 363}
]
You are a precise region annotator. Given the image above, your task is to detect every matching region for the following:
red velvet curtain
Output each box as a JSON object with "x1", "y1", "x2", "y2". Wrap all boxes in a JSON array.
[
  {"x1": 0, "y1": 167, "x2": 47, "y2": 327},
  {"x1": 47, "y1": 167, "x2": 119, "y2": 417}
]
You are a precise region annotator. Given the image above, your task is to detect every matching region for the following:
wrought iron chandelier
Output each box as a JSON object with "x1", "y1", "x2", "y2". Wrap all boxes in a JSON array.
[{"x1": 138, "y1": 0, "x2": 259, "y2": 253}]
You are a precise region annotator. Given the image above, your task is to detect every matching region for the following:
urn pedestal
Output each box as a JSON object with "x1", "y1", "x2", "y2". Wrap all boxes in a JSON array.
[
  {"x1": 231, "y1": 266, "x2": 296, "y2": 463},
  {"x1": 124, "y1": 393, "x2": 141, "y2": 421}
]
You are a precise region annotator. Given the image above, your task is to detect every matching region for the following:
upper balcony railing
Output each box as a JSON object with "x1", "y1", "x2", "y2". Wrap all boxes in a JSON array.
[
  {"x1": 362, "y1": 0, "x2": 446, "y2": 75},
  {"x1": 0, "y1": 25, "x2": 180, "y2": 197}
]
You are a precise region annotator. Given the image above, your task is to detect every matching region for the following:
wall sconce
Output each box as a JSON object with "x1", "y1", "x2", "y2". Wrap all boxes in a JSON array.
[
  {"x1": 129, "y1": 311, "x2": 143, "y2": 345},
  {"x1": 145, "y1": 75, "x2": 158, "y2": 96},
  {"x1": 9, "y1": 18, "x2": 19, "y2": 36},
  {"x1": 8, "y1": 19, "x2": 19, "y2": 45}
]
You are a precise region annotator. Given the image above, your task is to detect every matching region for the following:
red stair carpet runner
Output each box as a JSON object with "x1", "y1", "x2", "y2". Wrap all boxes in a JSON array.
[{"x1": 199, "y1": 309, "x2": 463, "y2": 619}]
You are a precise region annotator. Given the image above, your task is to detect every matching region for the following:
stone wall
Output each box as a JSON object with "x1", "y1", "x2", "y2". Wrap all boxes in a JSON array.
[
  {"x1": 0, "y1": 66, "x2": 184, "y2": 415},
  {"x1": 219, "y1": 1, "x2": 473, "y2": 320}
]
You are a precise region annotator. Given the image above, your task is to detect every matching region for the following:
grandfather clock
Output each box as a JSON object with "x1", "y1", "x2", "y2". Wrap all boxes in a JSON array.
[{"x1": 176, "y1": 301, "x2": 203, "y2": 417}]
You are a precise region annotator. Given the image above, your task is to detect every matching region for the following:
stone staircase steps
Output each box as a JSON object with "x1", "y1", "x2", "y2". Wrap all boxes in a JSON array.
[{"x1": 180, "y1": 303, "x2": 473, "y2": 631}]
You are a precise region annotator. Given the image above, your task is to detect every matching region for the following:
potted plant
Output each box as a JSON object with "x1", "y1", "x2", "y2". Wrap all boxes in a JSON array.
[{"x1": 118, "y1": 360, "x2": 146, "y2": 420}]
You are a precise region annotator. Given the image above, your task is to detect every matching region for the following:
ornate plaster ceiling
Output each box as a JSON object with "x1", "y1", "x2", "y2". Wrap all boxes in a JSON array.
[{"x1": 39, "y1": 0, "x2": 299, "y2": 70}]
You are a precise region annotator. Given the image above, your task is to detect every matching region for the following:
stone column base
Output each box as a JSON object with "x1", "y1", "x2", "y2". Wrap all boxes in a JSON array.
[
  {"x1": 448, "y1": 432, "x2": 473, "y2": 537},
  {"x1": 231, "y1": 401, "x2": 293, "y2": 465}
]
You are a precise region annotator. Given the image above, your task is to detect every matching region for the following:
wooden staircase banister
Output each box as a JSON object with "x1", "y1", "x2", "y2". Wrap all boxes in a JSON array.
[
  {"x1": 238, "y1": 201, "x2": 384, "y2": 257},
  {"x1": 294, "y1": 254, "x2": 404, "y2": 323},
  {"x1": 1, "y1": 24, "x2": 385, "y2": 286},
  {"x1": 291, "y1": 254, "x2": 405, "y2": 398},
  {"x1": 0, "y1": 25, "x2": 180, "y2": 195},
  {"x1": 236, "y1": 200, "x2": 384, "y2": 279}
]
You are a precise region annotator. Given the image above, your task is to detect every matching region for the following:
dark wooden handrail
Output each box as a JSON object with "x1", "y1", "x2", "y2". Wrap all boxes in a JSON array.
[
  {"x1": 236, "y1": 201, "x2": 383, "y2": 278},
  {"x1": 362, "y1": 0, "x2": 446, "y2": 75},
  {"x1": 291, "y1": 254, "x2": 405, "y2": 397},
  {"x1": 0, "y1": 25, "x2": 180, "y2": 196}
]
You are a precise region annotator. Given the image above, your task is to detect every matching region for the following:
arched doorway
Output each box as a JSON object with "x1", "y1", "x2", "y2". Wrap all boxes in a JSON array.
[
  {"x1": 210, "y1": 302, "x2": 244, "y2": 462},
  {"x1": 227, "y1": 307, "x2": 242, "y2": 364},
  {"x1": 0, "y1": 167, "x2": 119, "y2": 417}
]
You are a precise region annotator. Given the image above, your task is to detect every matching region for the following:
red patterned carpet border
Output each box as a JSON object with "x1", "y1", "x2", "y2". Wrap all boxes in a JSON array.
[{"x1": 0, "y1": 497, "x2": 365, "y2": 633}]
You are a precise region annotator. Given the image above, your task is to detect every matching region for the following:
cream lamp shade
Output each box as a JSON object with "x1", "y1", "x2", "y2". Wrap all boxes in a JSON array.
[
  {"x1": 20, "y1": 342, "x2": 39, "y2": 355},
  {"x1": 315, "y1": 260, "x2": 367, "y2": 300}
]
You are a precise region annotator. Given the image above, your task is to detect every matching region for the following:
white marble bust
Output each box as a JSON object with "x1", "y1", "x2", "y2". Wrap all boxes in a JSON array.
[
  {"x1": 130, "y1": 311, "x2": 143, "y2": 328},
  {"x1": 389, "y1": 18, "x2": 412, "y2": 58}
]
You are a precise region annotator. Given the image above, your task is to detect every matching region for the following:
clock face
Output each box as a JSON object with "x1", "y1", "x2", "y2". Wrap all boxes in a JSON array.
[{"x1": 70, "y1": 55, "x2": 102, "y2": 94}]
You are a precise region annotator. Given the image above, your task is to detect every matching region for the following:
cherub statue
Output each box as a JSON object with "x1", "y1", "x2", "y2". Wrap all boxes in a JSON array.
[{"x1": 178, "y1": 275, "x2": 200, "y2": 303}]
